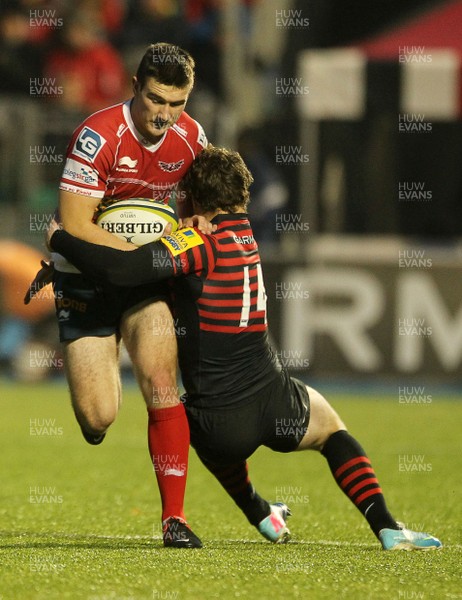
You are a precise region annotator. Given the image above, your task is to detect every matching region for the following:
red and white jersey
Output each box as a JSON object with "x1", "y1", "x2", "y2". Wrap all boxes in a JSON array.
[
  {"x1": 55, "y1": 100, "x2": 207, "y2": 272},
  {"x1": 60, "y1": 100, "x2": 207, "y2": 204}
]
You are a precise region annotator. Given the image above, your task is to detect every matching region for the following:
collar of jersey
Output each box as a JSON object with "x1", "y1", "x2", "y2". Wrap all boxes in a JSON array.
[
  {"x1": 123, "y1": 100, "x2": 166, "y2": 152},
  {"x1": 211, "y1": 213, "x2": 249, "y2": 228}
]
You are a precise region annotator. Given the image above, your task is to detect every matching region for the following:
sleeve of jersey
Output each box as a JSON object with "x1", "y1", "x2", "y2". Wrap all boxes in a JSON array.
[
  {"x1": 59, "y1": 122, "x2": 112, "y2": 199},
  {"x1": 50, "y1": 230, "x2": 175, "y2": 286},
  {"x1": 195, "y1": 121, "x2": 208, "y2": 152},
  {"x1": 50, "y1": 227, "x2": 216, "y2": 286},
  {"x1": 159, "y1": 228, "x2": 215, "y2": 276}
]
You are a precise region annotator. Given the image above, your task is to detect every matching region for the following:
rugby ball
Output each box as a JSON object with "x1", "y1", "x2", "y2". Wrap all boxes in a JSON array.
[{"x1": 96, "y1": 199, "x2": 178, "y2": 246}]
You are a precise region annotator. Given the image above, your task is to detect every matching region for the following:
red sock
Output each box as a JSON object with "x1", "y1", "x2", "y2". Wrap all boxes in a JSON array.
[{"x1": 147, "y1": 404, "x2": 190, "y2": 523}]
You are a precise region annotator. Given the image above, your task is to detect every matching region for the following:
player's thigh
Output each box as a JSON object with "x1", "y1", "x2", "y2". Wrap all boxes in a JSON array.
[
  {"x1": 121, "y1": 300, "x2": 178, "y2": 404},
  {"x1": 63, "y1": 335, "x2": 121, "y2": 426},
  {"x1": 297, "y1": 386, "x2": 346, "y2": 451},
  {"x1": 186, "y1": 402, "x2": 262, "y2": 465}
]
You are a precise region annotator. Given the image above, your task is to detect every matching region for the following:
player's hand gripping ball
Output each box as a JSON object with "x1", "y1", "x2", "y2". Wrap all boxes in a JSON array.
[{"x1": 96, "y1": 199, "x2": 178, "y2": 246}]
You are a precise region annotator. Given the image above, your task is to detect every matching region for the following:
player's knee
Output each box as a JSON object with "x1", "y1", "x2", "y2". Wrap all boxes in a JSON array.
[
  {"x1": 317, "y1": 421, "x2": 346, "y2": 451},
  {"x1": 77, "y1": 406, "x2": 117, "y2": 434},
  {"x1": 84, "y1": 417, "x2": 113, "y2": 435},
  {"x1": 318, "y1": 403, "x2": 346, "y2": 447},
  {"x1": 144, "y1": 369, "x2": 180, "y2": 408},
  {"x1": 304, "y1": 386, "x2": 347, "y2": 450},
  {"x1": 150, "y1": 383, "x2": 181, "y2": 409}
]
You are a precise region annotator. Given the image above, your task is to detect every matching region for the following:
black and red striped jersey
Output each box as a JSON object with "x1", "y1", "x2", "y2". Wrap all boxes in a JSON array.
[
  {"x1": 167, "y1": 214, "x2": 267, "y2": 332},
  {"x1": 158, "y1": 214, "x2": 281, "y2": 406},
  {"x1": 51, "y1": 213, "x2": 283, "y2": 407}
]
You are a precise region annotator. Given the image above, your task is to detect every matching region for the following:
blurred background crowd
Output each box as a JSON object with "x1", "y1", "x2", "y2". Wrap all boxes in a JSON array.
[
  {"x1": 1, "y1": 0, "x2": 461, "y2": 381},
  {"x1": 2, "y1": 0, "x2": 458, "y2": 241}
]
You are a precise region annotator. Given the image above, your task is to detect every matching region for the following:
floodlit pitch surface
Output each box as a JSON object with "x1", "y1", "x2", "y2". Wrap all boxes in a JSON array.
[{"x1": 1, "y1": 380, "x2": 460, "y2": 599}]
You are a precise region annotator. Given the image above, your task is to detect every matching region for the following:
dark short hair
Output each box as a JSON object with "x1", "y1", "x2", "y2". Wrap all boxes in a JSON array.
[
  {"x1": 179, "y1": 146, "x2": 254, "y2": 213},
  {"x1": 135, "y1": 43, "x2": 195, "y2": 89}
]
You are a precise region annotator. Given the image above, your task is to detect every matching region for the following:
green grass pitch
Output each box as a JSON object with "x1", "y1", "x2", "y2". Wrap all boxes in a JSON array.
[{"x1": 0, "y1": 379, "x2": 460, "y2": 599}]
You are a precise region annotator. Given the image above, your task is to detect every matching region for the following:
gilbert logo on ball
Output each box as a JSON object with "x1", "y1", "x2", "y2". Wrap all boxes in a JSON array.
[{"x1": 96, "y1": 199, "x2": 178, "y2": 246}]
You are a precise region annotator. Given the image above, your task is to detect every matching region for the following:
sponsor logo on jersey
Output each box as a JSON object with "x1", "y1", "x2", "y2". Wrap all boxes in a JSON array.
[
  {"x1": 160, "y1": 227, "x2": 204, "y2": 256},
  {"x1": 116, "y1": 155, "x2": 138, "y2": 173},
  {"x1": 73, "y1": 127, "x2": 106, "y2": 162},
  {"x1": 197, "y1": 127, "x2": 208, "y2": 148},
  {"x1": 118, "y1": 156, "x2": 138, "y2": 168},
  {"x1": 158, "y1": 159, "x2": 185, "y2": 173},
  {"x1": 59, "y1": 182, "x2": 97, "y2": 197},
  {"x1": 62, "y1": 159, "x2": 99, "y2": 187}
]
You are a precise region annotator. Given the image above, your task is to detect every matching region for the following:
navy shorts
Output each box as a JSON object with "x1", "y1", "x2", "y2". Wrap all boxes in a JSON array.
[
  {"x1": 184, "y1": 370, "x2": 310, "y2": 466},
  {"x1": 53, "y1": 270, "x2": 170, "y2": 342}
]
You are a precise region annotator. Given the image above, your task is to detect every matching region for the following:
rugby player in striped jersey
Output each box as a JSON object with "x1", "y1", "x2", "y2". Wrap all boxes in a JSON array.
[{"x1": 48, "y1": 146, "x2": 442, "y2": 551}]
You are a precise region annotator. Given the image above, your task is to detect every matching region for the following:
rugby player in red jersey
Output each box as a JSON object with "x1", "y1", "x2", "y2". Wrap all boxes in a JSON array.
[
  {"x1": 27, "y1": 43, "x2": 208, "y2": 547},
  {"x1": 48, "y1": 147, "x2": 442, "y2": 551}
]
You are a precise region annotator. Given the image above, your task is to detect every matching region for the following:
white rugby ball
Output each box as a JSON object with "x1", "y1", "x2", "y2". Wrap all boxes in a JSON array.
[{"x1": 96, "y1": 199, "x2": 178, "y2": 246}]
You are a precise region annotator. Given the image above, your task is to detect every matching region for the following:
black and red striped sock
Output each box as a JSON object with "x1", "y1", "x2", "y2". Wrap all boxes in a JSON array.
[
  {"x1": 200, "y1": 458, "x2": 270, "y2": 526},
  {"x1": 321, "y1": 430, "x2": 398, "y2": 537}
]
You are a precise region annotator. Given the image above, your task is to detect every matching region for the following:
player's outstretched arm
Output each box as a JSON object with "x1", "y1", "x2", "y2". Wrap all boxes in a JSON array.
[{"x1": 49, "y1": 228, "x2": 175, "y2": 287}]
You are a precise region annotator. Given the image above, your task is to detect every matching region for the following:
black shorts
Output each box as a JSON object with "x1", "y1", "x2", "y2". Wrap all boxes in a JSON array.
[
  {"x1": 184, "y1": 370, "x2": 310, "y2": 466},
  {"x1": 53, "y1": 271, "x2": 170, "y2": 342}
]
